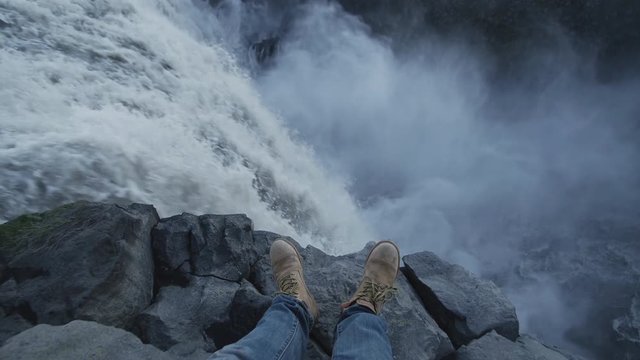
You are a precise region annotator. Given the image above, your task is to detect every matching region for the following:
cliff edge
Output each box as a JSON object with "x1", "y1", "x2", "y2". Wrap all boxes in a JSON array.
[{"x1": 0, "y1": 201, "x2": 581, "y2": 360}]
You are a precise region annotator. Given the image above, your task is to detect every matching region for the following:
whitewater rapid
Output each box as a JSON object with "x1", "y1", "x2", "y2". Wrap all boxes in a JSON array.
[{"x1": 0, "y1": 0, "x2": 372, "y2": 252}]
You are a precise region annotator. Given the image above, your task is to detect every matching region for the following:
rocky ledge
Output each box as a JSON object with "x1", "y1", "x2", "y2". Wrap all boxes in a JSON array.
[{"x1": 0, "y1": 202, "x2": 582, "y2": 359}]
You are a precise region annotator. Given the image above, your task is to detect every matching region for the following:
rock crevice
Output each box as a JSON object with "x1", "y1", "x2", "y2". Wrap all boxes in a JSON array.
[{"x1": 403, "y1": 252, "x2": 519, "y2": 347}]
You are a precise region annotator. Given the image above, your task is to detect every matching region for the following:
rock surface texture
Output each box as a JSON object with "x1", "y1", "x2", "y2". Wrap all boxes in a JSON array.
[
  {"x1": 403, "y1": 251, "x2": 519, "y2": 346},
  {"x1": 449, "y1": 331, "x2": 583, "y2": 360},
  {"x1": 0, "y1": 202, "x2": 159, "y2": 332},
  {"x1": 0, "y1": 202, "x2": 582, "y2": 359},
  {"x1": 0, "y1": 320, "x2": 175, "y2": 360}
]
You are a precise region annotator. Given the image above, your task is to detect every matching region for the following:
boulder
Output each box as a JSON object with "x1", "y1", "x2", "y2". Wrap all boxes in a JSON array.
[
  {"x1": 152, "y1": 213, "x2": 263, "y2": 284},
  {"x1": 252, "y1": 239, "x2": 454, "y2": 360},
  {"x1": 450, "y1": 331, "x2": 582, "y2": 360},
  {"x1": 403, "y1": 251, "x2": 519, "y2": 346},
  {"x1": 0, "y1": 202, "x2": 158, "y2": 329},
  {"x1": 0, "y1": 320, "x2": 176, "y2": 360},
  {"x1": 207, "y1": 279, "x2": 272, "y2": 347},
  {"x1": 133, "y1": 276, "x2": 240, "y2": 351},
  {"x1": 140, "y1": 213, "x2": 275, "y2": 355},
  {"x1": 247, "y1": 231, "x2": 282, "y2": 295}
]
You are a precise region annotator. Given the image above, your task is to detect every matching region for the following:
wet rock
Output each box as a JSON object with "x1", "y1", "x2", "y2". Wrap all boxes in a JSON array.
[
  {"x1": 252, "y1": 240, "x2": 454, "y2": 360},
  {"x1": 449, "y1": 331, "x2": 582, "y2": 360},
  {"x1": 0, "y1": 320, "x2": 176, "y2": 360},
  {"x1": 134, "y1": 277, "x2": 239, "y2": 351},
  {"x1": 141, "y1": 212, "x2": 272, "y2": 354},
  {"x1": 247, "y1": 230, "x2": 281, "y2": 295},
  {"x1": 217, "y1": 279, "x2": 272, "y2": 346},
  {"x1": 403, "y1": 251, "x2": 519, "y2": 347},
  {"x1": 252, "y1": 37, "x2": 279, "y2": 64},
  {"x1": 152, "y1": 213, "x2": 261, "y2": 284},
  {"x1": 0, "y1": 202, "x2": 158, "y2": 328},
  {"x1": 151, "y1": 213, "x2": 196, "y2": 279}
]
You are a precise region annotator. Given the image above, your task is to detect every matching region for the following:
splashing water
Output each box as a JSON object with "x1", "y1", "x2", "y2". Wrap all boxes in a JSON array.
[{"x1": 0, "y1": 0, "x2": 373, "y2": 252}]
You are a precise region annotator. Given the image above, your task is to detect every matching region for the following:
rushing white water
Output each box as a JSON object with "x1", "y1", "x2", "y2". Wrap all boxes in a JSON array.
[{"x1": 0, "y1": 0, "x2": 373, "y2": 252}]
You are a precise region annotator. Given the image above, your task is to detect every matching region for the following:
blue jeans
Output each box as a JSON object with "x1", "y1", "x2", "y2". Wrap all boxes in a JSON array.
[{"x1": 210, "y1": 295, "x2": 393, "y2": 360}]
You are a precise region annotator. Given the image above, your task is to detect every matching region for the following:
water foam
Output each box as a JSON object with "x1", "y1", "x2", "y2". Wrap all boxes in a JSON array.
[{"x1": 0, "y1": 0, "x2": 372, "y2": 252}]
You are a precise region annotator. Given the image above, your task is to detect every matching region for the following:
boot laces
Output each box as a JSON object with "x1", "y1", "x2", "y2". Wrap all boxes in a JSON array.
[
  {"x1": 276, "y1": 273, "x2": 299, "y2": 296},
  {"x1": 355, "y1": 278, "x2": 397, "y2": 306}
]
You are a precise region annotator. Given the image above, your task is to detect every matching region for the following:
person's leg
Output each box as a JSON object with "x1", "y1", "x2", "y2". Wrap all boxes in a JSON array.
[
  {"x1": 210, "y1": 238, "x2": 318, "y2": 360},
  {"x1": 209, "y1": 294, "x2": 312, "y2": 360},
  {"x1": 331, "y1": 241, "x2": 400, "y2": 360},
  {"x1": 331, "y1": 304, "x2": 392, "y2": 360}
]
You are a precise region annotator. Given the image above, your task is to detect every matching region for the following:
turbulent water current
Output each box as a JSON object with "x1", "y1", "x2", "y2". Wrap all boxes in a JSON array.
[
  {"x1": 1, "y1": 1, "x2": 639, "y2": 359},
  {"x1": 0, "y1": 0, "x2": 373, "y2": 253}
]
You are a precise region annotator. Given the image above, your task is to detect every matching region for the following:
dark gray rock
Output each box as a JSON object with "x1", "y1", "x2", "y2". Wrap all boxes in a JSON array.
[
  {"x1": 252, "y1": 240, "x2": 454, "y2": 360},
  {"x1": 134, "y1": 276, "x2": 239, "y2": 351},
  {"x1": 142, "y1": 212, "x2": 274, "y2": 353},
  {"x1": 152, "y1": 213, "x2": 197, "y2": 277},
  {"x1": 210, "y1": 279, "x2": 272, "y2": 347},
  {"x1": 0, "y1": 202, "x2": 158, "y2": 329},
  {"x1": 0, "y1": 312, "x2": 31, "y2": 345},
  {"x1": 152, "y1": 213, "x2": 262, "y2": 284},
  {"x1": 517, "y1": 336, "x2": 586, "y2": 360},
  {"x1": 450, "y1": 331, "x2": 581, "y2": 360},
  {"x1": 0, "y1": 320, "x2": 176, "y2": 360},
  {"x1": 252, "y1": 37, "x2": 279, "y2": 63},
  {"x1": 247, "y1": 231, "x2": 282, "y2": 295},
  {"x1": 387, "y1": 274, "x2": 454, "y2": 359},
  {"x1": 403, "y1": 251, "x2": 519, "y2": 346}
]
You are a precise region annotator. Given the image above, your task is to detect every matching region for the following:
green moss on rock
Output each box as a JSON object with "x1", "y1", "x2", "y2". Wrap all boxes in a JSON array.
[
  {"x1": 0, "y1": 202, "x2": 80, "y2": 255},
  {"x1": 0, "y1": 213, "x2": 44, "y2": 253}
]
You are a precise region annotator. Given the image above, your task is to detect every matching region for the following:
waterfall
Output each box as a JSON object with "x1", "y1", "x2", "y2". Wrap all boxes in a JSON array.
[
  {"x1": 0, "y1": 0, "x2": 372, "y2": 252},
  {"x1": 2, "y1": 0, "x2": 639, "y2": 358}
]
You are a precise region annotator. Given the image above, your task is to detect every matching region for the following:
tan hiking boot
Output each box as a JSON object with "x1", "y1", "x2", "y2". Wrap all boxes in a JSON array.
[
  {"x1": 270, "y1": 238, "x2": 319, "y2": 319},
  {"x1": 342, "y1": 240, "x2": 400, "y2": 314}
]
